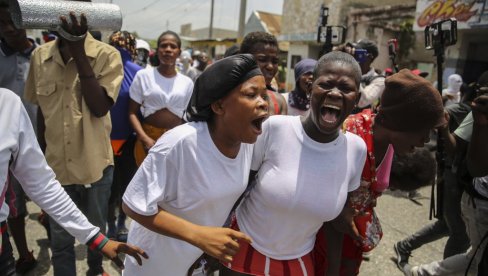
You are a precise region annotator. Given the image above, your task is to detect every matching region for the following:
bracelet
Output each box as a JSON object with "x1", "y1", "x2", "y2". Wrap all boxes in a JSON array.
[
  {"x1": 56, "y1": 26, "x2": 87, "y2": 42},
  {"x1": 87, "y1": 232, "x2": 109, "y2": 251}
]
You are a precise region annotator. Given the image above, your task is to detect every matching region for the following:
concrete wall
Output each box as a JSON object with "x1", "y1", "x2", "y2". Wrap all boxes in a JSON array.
[
  {"x1": 281, "y1": 0, "x2": 324, "y2": 37},
  {"x1": 285, "y1": 43, "x2": 309, "y2": 91},
  {"x1": 281, "y1": 0, "x2": 416, "y2": 37},
  {"x1": 405, "y1": 27, "x2": 488, "y2": 85},
  {"x1": 281, "y1": 0, "x2": 418, "y2": 89},
  {"x1": 345, "y1": 0, "x2": 415, "y2": 7}
]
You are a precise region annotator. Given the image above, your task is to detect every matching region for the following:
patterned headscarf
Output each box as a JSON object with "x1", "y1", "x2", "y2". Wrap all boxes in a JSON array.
[
  {"x1": 288, "y1": 58, "x2": 317, "y2": 111},
  {"x1": 109, "y1": 31, "x2": 137, "y2": 61}
]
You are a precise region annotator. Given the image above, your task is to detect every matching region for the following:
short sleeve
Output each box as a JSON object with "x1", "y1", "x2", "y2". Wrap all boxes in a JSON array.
[
  {"x1": 122, "y1": 149, "x2": 178, "y2": 216},
  {"x1": 95, "y1": 50, "x2": 123, "y2": 102},
  {"x1": 251, "y1": 119, "x2": 271, "y2": 171},
  {"x1": 454, "y1": 112, "x2": 473, "y2": 142},
  {"x1": 129, "y1": 70, "x2": 144, "y2": 104}
]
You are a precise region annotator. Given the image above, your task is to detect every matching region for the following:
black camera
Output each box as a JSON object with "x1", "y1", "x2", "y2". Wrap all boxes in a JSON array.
[
  {"x1": 316, "y1": 5, "x2": 346, "y2": 46},
  {"x1": 424, "y1": 19, "x2": 457, "y2": 50},
  {"x1": 317, "y1": 26, "x2": 346, "y2": 45}
]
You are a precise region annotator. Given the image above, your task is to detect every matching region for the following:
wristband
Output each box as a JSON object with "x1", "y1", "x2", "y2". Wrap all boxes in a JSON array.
[
  {"x1": 87, "y1": 232, "x2": 109, "y2": 251},
  {"x1": 56, "y1": 26, "x2": 87, "y2": 42}
]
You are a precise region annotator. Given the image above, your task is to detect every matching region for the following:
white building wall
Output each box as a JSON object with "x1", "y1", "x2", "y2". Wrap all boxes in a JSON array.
[{"x1": 285, "y1": 43, "x2": 317, "y2": 91}]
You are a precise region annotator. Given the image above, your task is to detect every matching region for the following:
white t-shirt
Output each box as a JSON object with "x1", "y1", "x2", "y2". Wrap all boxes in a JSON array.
[
  {"x1": 0, "y1": 88, "x2": 98, "y2": 243},
  {"x1": 129, "y1": 67, "x2": 193, "y2": 118},
  {"x1": 358, "y1": 68, "x2": 385, "y2": 109},
  {"x1": 442, "y1": 89, "x2": 461, "y2": 107},
  {"x1": 236, "y1": 116, "x2": 366, "y2": 260},
  {"x1": 122, "y1": 121, "x2": 253, "y2": 275},
  {"x1": 453, "y1": 112, "x2": 488, "y2": 197}
]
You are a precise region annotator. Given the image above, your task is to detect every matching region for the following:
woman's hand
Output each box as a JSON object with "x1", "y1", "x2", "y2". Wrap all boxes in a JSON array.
[
  {"x1": 331, "y1": 204, "x2": 361, "y2": 242},
  {"x1": 100, "y1": 240, "x2": 148, "y2": 269},
  {"x1": 191, "y1": 226, "x2": 252, "y2": 263},
  {"x1": 141, "y1": 137, "x2": 156, "y2": 151}
]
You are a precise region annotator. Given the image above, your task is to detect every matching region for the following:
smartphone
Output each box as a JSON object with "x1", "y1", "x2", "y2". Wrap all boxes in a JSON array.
[
  {"x1": 388, "y1": 39, "x2": 398, "y2": 56},
  {"x1": 354, "y1": 48, "x2": 368, "y2": 63}
]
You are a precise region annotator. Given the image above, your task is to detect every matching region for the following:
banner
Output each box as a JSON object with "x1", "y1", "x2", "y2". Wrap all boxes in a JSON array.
[{"x1": 414, "y1": 0, "x2": 488, "y2": 30}]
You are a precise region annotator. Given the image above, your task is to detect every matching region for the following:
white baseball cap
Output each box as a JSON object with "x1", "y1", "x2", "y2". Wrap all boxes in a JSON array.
[{"x1": 136, "y1": 39, "x2": 150, "y2": 52}]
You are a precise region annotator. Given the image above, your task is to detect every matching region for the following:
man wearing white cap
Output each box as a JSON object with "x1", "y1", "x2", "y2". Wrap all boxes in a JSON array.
[{"x1": 135, "y1": 38, "x2": 150, "y2": 68}]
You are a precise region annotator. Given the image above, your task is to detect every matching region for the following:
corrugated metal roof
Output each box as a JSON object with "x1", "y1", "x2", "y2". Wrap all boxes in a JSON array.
[{"x1": 255, "y1": 10, "x2": 282, "y2": 37}]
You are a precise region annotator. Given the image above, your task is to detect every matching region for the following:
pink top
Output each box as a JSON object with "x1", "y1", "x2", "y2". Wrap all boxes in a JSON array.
[{"x1": 374, "y1": 144, "x2": 394, "y2": 192}]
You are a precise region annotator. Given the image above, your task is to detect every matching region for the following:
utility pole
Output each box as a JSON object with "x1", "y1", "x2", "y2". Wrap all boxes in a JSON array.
[
  {"x1": 237, "y1": 0, "x2": 247, "y2": 42},
  {"x1": 209, "y1": 0, "x2": 214, "y2": 39}
]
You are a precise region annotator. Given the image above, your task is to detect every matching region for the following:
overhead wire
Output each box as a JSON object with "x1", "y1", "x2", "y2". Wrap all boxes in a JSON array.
[
  {"x1": 163, "y1": 0, "x2": 207, "y2": 27},
  {"x1": 124, "y1": 0, "x2": 189, "y2": 31},
  {"x1": 125, "y1": 0, "x2": 233, "y2": 39},
  {"x1": 126, "y1": 0, "x2": 198, "y2": 29},
  {"x1": 123, "y1": 0, "x2": 162, "y2": 16},
  {"x1": 146, "y1": 0, "x2": 207, "y2": 33}
]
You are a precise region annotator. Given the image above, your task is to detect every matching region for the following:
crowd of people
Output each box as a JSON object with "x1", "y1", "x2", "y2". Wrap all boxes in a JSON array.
[{"x1": 1, "y1": 0, "x2": 488, "y2": 276}]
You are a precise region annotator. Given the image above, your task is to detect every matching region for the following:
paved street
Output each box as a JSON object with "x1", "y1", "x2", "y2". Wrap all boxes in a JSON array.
[{"x1": 14, "y1": 185, "x2": 447, "y2": 275}]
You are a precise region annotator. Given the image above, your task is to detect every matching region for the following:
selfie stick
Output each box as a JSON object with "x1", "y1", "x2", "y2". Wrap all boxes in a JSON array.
[
  {"x1": 317, "y1": 5, "x2": 333, "y2": 56},
  {"x1": 425, "y1": 19, "x2": 457, "y2": 220}
]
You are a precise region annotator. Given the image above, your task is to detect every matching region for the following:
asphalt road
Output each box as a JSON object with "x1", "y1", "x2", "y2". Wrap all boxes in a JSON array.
[{"x1": 14, "y1": 185, "x2": 447, "y2": 275}]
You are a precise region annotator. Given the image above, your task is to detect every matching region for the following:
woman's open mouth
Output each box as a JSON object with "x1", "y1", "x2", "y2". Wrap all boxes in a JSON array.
[
  {"x1": 320, "y1": 104, "x2": 342, "y2": 125},
  {"x1": 251, "y1": 116, "x2": 267, "y2": 134}
]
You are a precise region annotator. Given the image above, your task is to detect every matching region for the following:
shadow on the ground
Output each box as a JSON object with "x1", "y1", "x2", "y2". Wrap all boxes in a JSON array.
[{"x1": 22, "y1": 239, "x2": 51, "y2": 276}]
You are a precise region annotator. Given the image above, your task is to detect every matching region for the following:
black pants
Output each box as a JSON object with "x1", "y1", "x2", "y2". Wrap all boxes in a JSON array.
[
  {"x1": 0, "y1": 221, "x2": 16, "y2": 276},
  {"x1": 478, "y1": 233, "x2": 488, "y2": 275},
  {"x1": 108, "y1": 136, "x2": 137, "y2": 224}
]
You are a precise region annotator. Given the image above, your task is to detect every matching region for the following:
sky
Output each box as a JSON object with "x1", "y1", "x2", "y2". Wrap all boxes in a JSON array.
[{"x1": 93, "y1": 0, "x2": 284, "y2": 40}]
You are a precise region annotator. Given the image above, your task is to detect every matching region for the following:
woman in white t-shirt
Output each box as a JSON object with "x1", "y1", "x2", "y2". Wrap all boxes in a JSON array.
[
  {"x1": 221, "y1": 51, "x2": 367, "y2": 276},
  {"x1": 121, "y1": 54, "x2": 269, "y2": 275},
  {"x1": 128, "y1": 31, "x2": 194, "y2": 166}
]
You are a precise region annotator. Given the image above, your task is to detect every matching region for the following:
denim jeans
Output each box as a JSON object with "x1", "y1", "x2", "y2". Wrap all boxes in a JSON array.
[
  {"x1": 0, "y1": 222, "x2": 16, "y2": 276},
  {"x1": 415, "y1": 192, "x2": 488, "y2": 275},
  {"x1": 49, "y1": 166, "x2": 113, "y2": 276},
  {"x1": 400, "y1": 169, "x2": 470, "y2": 258}
]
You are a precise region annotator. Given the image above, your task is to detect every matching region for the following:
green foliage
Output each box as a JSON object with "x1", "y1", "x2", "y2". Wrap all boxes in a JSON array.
[
  {"x1": 148, "y1": 40, "x2": 157, "y2": 49},
  {"x1": 397, "y1": 19, "x2": 415, "y2": 61}
]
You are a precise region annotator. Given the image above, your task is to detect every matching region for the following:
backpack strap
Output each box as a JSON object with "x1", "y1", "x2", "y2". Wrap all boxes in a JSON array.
[
  {"x1": 361, "y1": 74, "x2": 385, "y2": 86},
  {"x1": 267, "y1": 90, "x2": 280, "y2": 114}
]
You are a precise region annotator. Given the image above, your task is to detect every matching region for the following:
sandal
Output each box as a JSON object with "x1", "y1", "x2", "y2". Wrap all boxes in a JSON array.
[{"x1": 16, "y1": 250, "x2": 37, "y2": 274}]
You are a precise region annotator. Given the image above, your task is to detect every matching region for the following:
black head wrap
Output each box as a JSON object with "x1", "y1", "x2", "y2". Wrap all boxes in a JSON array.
[{"x1": 186, "y1": 54, "x2": 262, "y2": 122}]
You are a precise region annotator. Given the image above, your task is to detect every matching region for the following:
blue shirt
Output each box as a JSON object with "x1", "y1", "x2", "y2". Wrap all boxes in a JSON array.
[{"x1": 110, "y1": 48, "x2": 142, "y2": 152}]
